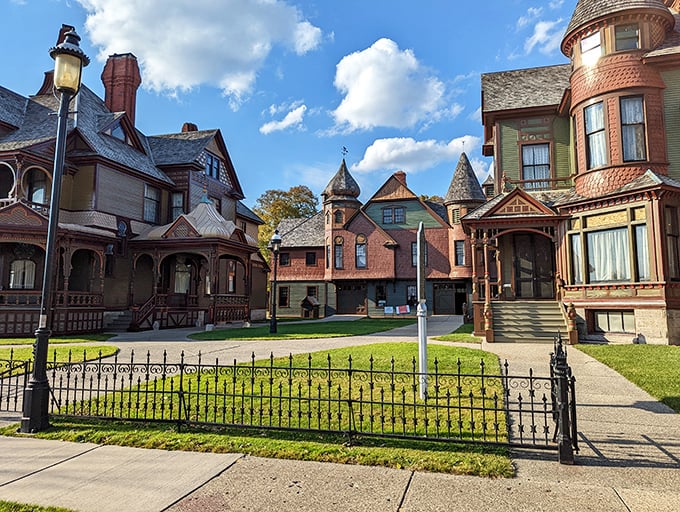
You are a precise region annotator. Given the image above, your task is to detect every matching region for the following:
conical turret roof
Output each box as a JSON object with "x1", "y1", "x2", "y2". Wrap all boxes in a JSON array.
[
  {"x1": 444, "y1": 152, "x2": 486, "y2": 205},
  {"x1": 322, "y1": 159, "x2": 361, "y2": 201}
]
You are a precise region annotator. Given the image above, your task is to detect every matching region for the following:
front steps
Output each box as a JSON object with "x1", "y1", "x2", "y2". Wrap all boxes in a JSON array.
[
  {"x1": 490, "y1": 301, "x2": 566, "y2": 343},
  {"x1": 103, "y1": 310, "x2": 133, "y2": 332}
]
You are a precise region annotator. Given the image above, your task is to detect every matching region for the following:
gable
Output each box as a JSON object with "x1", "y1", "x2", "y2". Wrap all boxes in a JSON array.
[
  {"x1": 484, "y1": 188, "x2": 556, "y2": 218},
  {"x1": 163, "y1": 216, "x2": 201, "y2": 238},
  {"x1": 370, "y1": 176, "x2": 417, "y2": 202},
  {"x1": 0, "y1": 202, "x2": 48, "y2": 229}
]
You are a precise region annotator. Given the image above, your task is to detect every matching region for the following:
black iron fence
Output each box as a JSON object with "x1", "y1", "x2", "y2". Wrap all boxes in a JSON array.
[{"x1": 0, "y1": 337, "x2": 578, "y2": 463}]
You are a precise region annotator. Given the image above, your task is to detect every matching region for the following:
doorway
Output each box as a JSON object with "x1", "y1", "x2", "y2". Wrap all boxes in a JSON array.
[{"x1": 513, "y1": 233, "x2": 555, "y2": 299}]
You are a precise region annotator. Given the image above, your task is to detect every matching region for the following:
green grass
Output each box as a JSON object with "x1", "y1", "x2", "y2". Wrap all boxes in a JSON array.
[
  {"x1": 0, "y1": 346, "x2": 119, "y2": 364},
  {"x1": 0, "y1": 334, "x2": 114, "y2": 346},
  {"x1": 577, "y1": 344, "x2": 680, "y2": 412},
  {"x1": 2, "y1": 343, "x2": 513, "y2": 478},
  {"x1": 432, "y1": 322, "x2": 483, "y2": 344},
  {"x1": 189, "y1": 318, "x2": 417, "y2": 341},
  {"x1": 0, "y1": 502, "x2": 74, "y2": 512}
]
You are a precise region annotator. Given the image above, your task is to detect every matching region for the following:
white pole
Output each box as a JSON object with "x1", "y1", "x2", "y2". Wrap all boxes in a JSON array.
[{"x1": 417, "y1": 222, "x2": 428, "y2": 399}]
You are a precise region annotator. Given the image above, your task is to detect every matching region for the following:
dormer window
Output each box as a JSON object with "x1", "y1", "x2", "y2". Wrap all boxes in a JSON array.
[
  {"x1": 581, "y1": 31, "x2": 602, "y2": 66},
  {"x1": 205, "y1": 153, "x2": 220, "y2": 179},
  {"x1": 615, "y1": 24, "x2": 639, "y2": 51},
  {"x1": 105, "y1": 122, "x2": 130, "y2": 145}
]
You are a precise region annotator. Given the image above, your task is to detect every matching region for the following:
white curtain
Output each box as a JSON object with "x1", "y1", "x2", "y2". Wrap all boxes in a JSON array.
[
  {"x1": 585, "y1": 103, "x2": 607, "y2": 168},
  {"x1": 635, "y1": 224, "x2": 650, "y2": 281},
  {"x1": 621, "y1": 97, "x2": 646, "y2": 161},
  {"x1": 9, "y1": 260, "x2": 36, "y2": 289},
  {"x1": 571, "y1": 234, "x2": 582, "y2": 284},
  {"x1": 588, "y1": 228, "x2": 630, "y2": 282},
  {"x1": 522, "y1": 144, "x2": 550, "y2": 189},
  {"x1": 174, "y1": 262, "x2": 191, "y2": 293}
]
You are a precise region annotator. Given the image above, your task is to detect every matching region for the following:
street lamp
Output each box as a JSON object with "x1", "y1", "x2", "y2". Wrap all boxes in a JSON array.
[
  {"x1": 269, "y1": 229, "x2": 282, "y2": 334},
  {"x1": 21, "y1": 28, "x2": 89, "y2": 433}
]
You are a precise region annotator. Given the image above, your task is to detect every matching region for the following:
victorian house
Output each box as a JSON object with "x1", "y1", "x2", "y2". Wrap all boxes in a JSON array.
[
  {"x1": 473, "y1": 0, "x2": 680, "y2": 344},
  {"x1": 0, "y1": 25, "x2": 267, "y2": 336},
  {"x1": 274, "y1": 155, "x2": 484, "y2": 319}
]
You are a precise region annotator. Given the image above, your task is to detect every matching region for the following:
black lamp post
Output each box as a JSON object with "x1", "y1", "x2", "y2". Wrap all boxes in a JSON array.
[
  {"x1": 269, "y1": 229, "x2": 282, "y2": 334},
  {"x1": 21, "y1": 28, "x2": 89, "y2": 433}
]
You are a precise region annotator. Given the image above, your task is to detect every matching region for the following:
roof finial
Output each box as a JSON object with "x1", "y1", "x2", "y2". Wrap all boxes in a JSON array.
[
  {"x1": 200, "y1": 182, "x2": 211, "y2": 204},
  {"x1": 341, "y1": 146, "x2": 348, "y2": 158}
]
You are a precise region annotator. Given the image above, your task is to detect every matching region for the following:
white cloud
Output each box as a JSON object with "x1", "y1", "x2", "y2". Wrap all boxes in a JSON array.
[
  {"x1": 517, "y1": 7, "x2": 543, "y2": 29},
  {"x1": 331, "y1": 38, "x2": 446, "y2": 132},
  {"x1": 352, "y1": 135, "x2": 481, "y2": 174},
  {"x1": 468, "y1": 107, "x2": 482, "y2": 123},
  {"x1": 259, "y1": 104, "x2": 307, "y2": 134},
  {"x1": 549, "y1": 0, "x2": 564, "y2": 9},
  {"x1": 77, "y1": 0, "x2": 322, "y2": 109},
  {"x1": 469, "y1": 157, "x2": 493, "y2": 182},
  {"x1": 524, "y1": 19, "x2": 565, "y2": 55}
]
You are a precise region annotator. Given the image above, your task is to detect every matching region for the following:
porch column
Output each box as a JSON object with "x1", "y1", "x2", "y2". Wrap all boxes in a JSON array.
[
  {"x1": 470, "y1": 231, "x2": 478, "y2": 301},
  {"x1": 495, "y1": 239, "x2": 503, "y2": 299},
  {"x1": 483, "y1": 232, "x2": 494, "y2": 342}
]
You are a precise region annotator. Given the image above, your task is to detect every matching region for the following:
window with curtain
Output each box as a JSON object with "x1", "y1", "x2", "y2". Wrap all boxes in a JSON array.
[
  {"x1": 171, "y1": 192, "x2": 184, "y2": 220},
  {"x1": 571, "y1": 234, "x2": 583, "y2": 284},
  {"x1": 454, "y1": 240, "x2": 465, "y2": 266},
  {"x1": 635, "y1": 224, "x2": 649, "y2": 281},
  {"x1": 355, "y1": 234, "x2": 367, "y2": 268},
  {"x1": 143, "y1": 184, "x2": 160, "y2": 223},
  {"x1": 587, "y1": 228, "x2": 630, "y2": 282},
  {"x1": 585, "y1": 102, "x2": 607, "y2": 169},
  {"x1": 227, "y1": 260, "x2": 236, "y2": 293},
  {"x1": 621, "y1": 97, "x2": 646, "y2": 162},
  {"x1": 26, "y1": 169, "x2": 49, "y2": 205},
  {"x1": 9, "y1": 259, "x2": 35, "y2": 289},
  {"x1": 615, "y1": 24, "x2": 639, "y2": 51},
  {"x1": 174, "y1": 260, "x2": 191, "y2": 293},
  {"x1": 521, "y1": 143, "x2": 550, "y2": 190}
]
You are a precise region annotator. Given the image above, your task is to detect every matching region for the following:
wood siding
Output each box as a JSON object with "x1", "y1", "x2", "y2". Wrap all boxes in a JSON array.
[{"x1": 663, "y1": 69, "x2": 680, "y2": 182}]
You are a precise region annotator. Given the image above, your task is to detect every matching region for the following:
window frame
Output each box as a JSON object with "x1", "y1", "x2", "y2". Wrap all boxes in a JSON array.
[
  {"x1": 305, "y1": 252, "x2": 317, "y2": 266},
  {"x1": 454, "y1": 240, "x2": 465, "y2": 266},
  {"x1": 143, "y1": 184, "x2": 161, "y2": 224},
  {"x1": 334, "y1": 236, "x2": 344, "y2": 269},
  {"x1": 615, "y1": 24, "x2": 639, "y2": 51},
  {"x1": 355, "y1": 234, "x2": 367, "y2": 269},
  {"x1": 278, "y1": 286, "x2": 290, "y2": 308},
  {"x1": 9, "y1": 259, "x2": 36, "y2": 289},
  {"x1": 620, "y1": 96, "x2": 647, "y2": 162},
  {"x1": 580, "y1": 30, "x2": 602, "y2": 65},
  {"x1": 411, "y1": 241, "x2": 428, "y2": 267},
  {"x1": 584, "y1": 101, "x2": 607, "y2": 170},
  {"x1": 171, "y1": 192, "x2": 184, "y2": 221},
  {"x1": 521, "y1": 143, "x2": 551, "y2": 190},
  {"x1": 204, "y1": 152, "x2": 220, "y2": 179},
  {"x1": 278, "y1": 252, "x2": 291, "y2": 266}
]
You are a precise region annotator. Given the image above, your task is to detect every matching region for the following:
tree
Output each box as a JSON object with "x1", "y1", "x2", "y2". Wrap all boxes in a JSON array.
[
  {"x1": 253, "y1": 185, "x2": 319, "y2": 254},
  {"x1": 420, "y1": 194, "x2": 445, "y2": 203}
]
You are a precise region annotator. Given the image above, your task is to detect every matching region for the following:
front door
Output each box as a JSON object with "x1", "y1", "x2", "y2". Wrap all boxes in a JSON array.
[{"x1": 514, "y1": 234, "x2": 554, "y2": 299}]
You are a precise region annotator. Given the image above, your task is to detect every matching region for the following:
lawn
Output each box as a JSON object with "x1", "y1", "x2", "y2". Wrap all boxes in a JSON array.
[
  {"x1": 3, "y1": 343, "x2": 514, "y2": 477},
  {"x1": 432, "y1": 322, "x2": 483, "y2": 344},
  {"x1": 577, "y1": 344, "x2": 680, "y2": 412},
  {"x1": 0, "y1": 502, "x2": 74, "y2": 512},
  {"x1": 189, "y1": 317, "x2": 417, "y2": 341},
  {"x1": 0, "y1": 334, "x2": 114, "y2": 346},
  {"x1": 0, "y1": 346, "x2": 119, "y2": 366}
]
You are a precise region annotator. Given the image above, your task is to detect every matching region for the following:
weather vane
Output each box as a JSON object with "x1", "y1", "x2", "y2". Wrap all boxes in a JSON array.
[{"x1": 341, "y1": 146, "x2": 348, "y2": 157}]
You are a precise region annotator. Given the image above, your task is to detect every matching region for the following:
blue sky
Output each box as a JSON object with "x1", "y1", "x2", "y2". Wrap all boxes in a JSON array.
[{"x1": 2, "y1": 0, "x2": 573, "y2": 208}]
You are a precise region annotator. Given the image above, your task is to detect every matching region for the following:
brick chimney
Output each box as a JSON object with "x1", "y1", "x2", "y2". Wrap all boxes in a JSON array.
[
  {"x1": 393, "y1": 170, "x2": 407, "y2": 185},
  {"x1": 182, "y1": 122, "x2": 198, "y2": 132},
  {"x1": 101, "y1": 53, "x2": 141, "y2": 126}
]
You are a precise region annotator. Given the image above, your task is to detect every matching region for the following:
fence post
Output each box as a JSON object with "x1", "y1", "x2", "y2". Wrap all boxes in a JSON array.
[{"x1": 552, "y1": 334, "x2": 574, "y2": 465}]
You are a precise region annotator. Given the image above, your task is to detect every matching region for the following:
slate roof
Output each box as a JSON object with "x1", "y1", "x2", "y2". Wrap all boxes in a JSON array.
[
  {"x1": 0, "y1": 85, "x2": 174, "y2": 184},
  {"x1": 566, "y1": 0, "x2": 671, "y2": 38},
  {"x1": 481, "y1": 64, "x2": 571, "y2": 113},
  {"x1": 444, "y1": 152, "x2": 486, "y2": 204},
  {"x1": 236, "y1": 201, "x2": 264, "y2": 225},
  {"x1": 322, "y1": 159, "x2": 361, "y2": 200},
  {"x1": 136, "y1": 200, "x2": 257, "y2": 245},
  {"x1": 277, "y1": 212, "x2": 324, "y2": 247},
  {"x1": 423, "y1": 200, "x2": 448, "y2": 223},
  {"x1": 553, "y1": 170, "x2": 680, "y2": 206},
  {"x1": 147, "y1": 129, "x2": 219, "y2": 166}
]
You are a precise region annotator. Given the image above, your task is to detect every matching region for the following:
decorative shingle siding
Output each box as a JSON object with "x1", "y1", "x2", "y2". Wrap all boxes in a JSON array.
[{"x1": 663, "y1": 69, "x2": 680, "y2": 182}]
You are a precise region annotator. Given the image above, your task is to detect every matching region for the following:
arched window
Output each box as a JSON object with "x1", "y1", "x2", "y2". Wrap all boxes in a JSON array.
[
  {"x1": 334, "y1": 236, "x2": 344, "y2": 269},
  {"x1": 0, "y1": 164, "x2": 15, "y2": 199},
  {"x1": 9, "y1": 259, "x2": 36, "y2": 289},
  {"x1": 355, "y1": 234, "x2": 367, "y2": 268},
  {"x1": 25, "y1": 169, "x2": 50, "y2": 205}
]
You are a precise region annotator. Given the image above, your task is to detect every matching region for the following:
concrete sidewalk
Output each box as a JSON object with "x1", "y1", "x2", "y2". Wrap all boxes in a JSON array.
[{"x1": 1, "y1": 324, "x2": 680, "y2": 511}]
